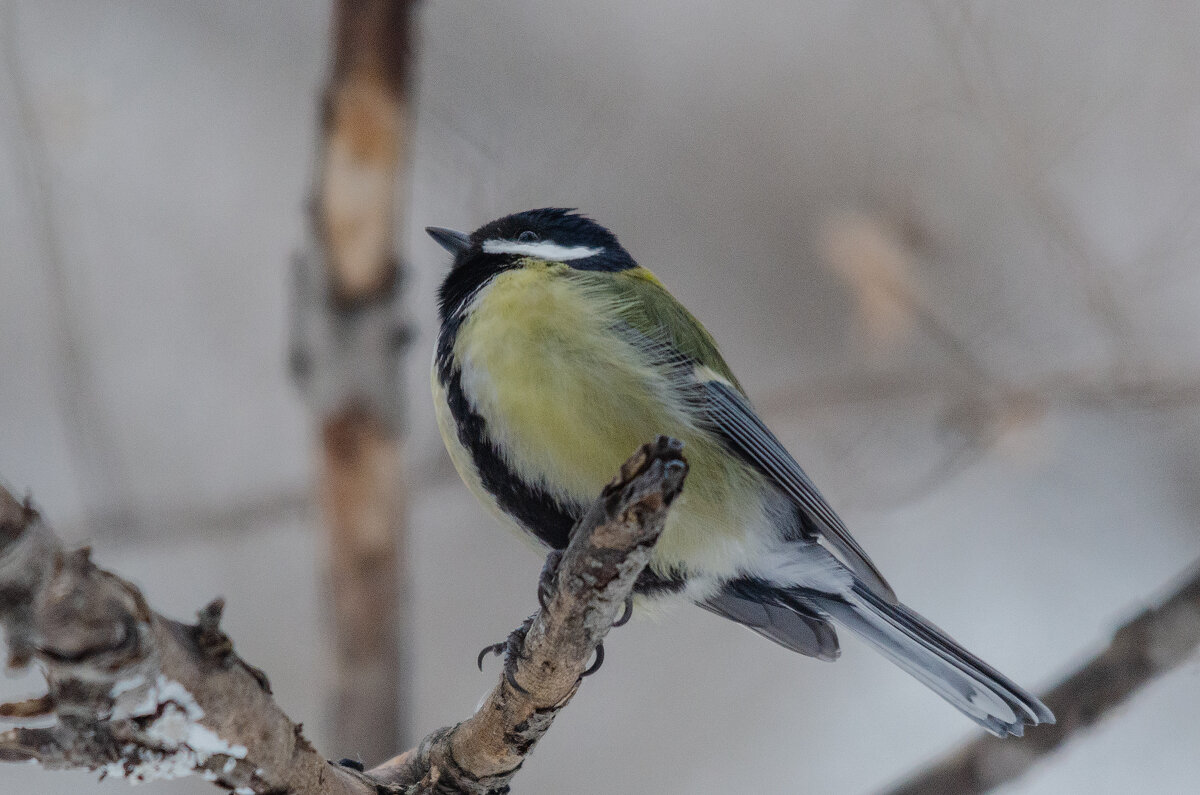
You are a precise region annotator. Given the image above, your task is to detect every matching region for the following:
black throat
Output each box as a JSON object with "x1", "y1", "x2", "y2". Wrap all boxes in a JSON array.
[{"x1": 437, "y1": 254, "x2": 512, "y2": 328}]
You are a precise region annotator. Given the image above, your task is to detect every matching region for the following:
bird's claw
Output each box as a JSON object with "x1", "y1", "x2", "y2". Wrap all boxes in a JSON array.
[
  {"x1": 477, "y1": 615, "x2": 536, "y2": 695},
  {"x1": 504, "y1": 665, "x2": 527, "y2": 695},
  {"x1": 477, "y1": 641, "x2": 506, "y2": 671},
  {"x1": 581, "y1": 643, "x2": 605, "y2": 678},
  {"x1": 537, "y1": 549, "x2": 564, "y2": 609},
  {"x1": 614, "y1": 598, "x2": 633, "y2": 629}
]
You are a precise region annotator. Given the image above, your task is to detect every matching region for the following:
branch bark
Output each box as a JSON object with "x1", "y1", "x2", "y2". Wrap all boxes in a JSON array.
[
  {"x1": 0, "y1": 486, "x2": 363, "y2": 794},
  {"x1": 0, "y1": 437, "x2": 687, "y2": 793},
  {"x1": 885, "y1": 563, "x2": 1200, "y2": 795}
]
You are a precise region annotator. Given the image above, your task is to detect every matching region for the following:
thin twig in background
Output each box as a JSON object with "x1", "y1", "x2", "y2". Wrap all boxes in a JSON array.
[
  {"x1": 0, "y1": 3, "x2": 134, "y2": 522},
  {"x1": 802, "y1": 206, "x2": 1200, "y2": 512},
  {"x1": 922, "y1": 0, "x2": 1135, "y2": 365},
  {"x1": 884, "y1": 563, "x2": 1200, "y2": 795}
]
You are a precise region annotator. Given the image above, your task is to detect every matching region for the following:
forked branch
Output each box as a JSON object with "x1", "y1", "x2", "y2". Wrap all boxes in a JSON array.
[{"x1": 0, "y1": 437, "x2": 687, "y2": 794}]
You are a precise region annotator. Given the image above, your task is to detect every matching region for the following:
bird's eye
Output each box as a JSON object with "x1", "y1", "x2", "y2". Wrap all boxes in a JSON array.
[{"x1": 517, "y1": 230, "x2": 539, "y2": 243}]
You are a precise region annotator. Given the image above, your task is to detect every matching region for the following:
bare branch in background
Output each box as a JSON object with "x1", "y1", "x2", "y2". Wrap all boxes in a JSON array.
[
  {"x1": 0, "y1": 3, "x2": 134, "y2": 522},
  {"x1": 290, "y1": 0, "x2": 419, "y2": 763},
  {"x1": 793, "y1": 207, "x2": 1200, "y2": 509},
  {"x1": 0, "y1": 438, "x2": 687, "y2": 793},
  {"x1": 755, "y1": 362, "x2": 1200, "y2": 514},
  {"x1": 885, "y1": 563, "x2": 1200, "y2": 794},
  {"x1": 817, "y1": 210, "x2": 1008, "y2": 391},
  {"x1": 760, "y1": 366, "x2": 1200, "y2": 438},
  {"x1": 921, "y1": 0, "x2": 1135, "y2": 365}
]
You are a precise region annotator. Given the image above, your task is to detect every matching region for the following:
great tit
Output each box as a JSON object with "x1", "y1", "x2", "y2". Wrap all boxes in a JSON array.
[{"x1": 426, "y1": 208, "x2": 1053, "y2": 737}]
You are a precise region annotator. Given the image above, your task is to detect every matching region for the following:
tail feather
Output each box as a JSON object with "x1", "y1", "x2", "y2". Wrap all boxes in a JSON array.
[{"x1": 805, "y1": 584, "x2": 1054, "y2": 737}]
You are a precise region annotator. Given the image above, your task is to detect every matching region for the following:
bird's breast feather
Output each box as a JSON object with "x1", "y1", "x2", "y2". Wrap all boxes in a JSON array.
[{"x1": 453, "y1": 266, "x2": 684, "y2": 503}]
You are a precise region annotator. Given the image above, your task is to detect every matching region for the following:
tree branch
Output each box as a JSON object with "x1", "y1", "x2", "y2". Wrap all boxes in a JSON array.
[
  {"x1": 885, "y1": 562, "x2": 1200, "y2": 794},
  {"x1": 0, "y1": 437, "x2": 687, "y2": 793},
  {"x1": 0, "y1": 486, "x2": 360, "y2": 793},
  {"x1": 371, "y1": 436, "x2": 688, "y2": 793}
]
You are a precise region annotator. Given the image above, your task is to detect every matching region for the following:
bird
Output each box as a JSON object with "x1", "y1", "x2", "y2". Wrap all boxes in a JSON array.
[{"x1": 426, "y1": 208, "x2": 1053, "y2": 737}]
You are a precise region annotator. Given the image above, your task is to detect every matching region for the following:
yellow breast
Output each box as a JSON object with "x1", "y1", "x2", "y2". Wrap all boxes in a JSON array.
[{"x1": 441, "y1": 263, "x2": 769, "y2": 583}]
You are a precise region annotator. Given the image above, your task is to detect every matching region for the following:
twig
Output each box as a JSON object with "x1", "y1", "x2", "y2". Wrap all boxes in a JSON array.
[
  {"x1": 0, "y1": 437, "x2": 687, "y2": 793},
  {"x1": 884, "y1": 563, "x2": 1200, "y2": 794}
]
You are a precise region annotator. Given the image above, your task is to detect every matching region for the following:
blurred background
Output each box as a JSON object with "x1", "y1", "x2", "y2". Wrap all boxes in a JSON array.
[{"x1": 3, "y1": 1, "x2": 1200, "y2": 793}]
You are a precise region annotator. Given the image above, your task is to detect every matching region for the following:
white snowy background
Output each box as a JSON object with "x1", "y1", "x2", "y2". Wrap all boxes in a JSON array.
[{"x1": 2, "y1": 2, "x2": 1199, "y2": 793}]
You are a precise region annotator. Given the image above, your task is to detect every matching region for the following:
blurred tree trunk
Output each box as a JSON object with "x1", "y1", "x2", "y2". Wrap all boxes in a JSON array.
[{"x1": 295, "y1": 0, "x2": 419, "y2": 764}]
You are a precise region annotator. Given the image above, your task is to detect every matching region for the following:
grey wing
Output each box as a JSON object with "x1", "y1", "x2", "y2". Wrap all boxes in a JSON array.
[
  {"x1": 702, "y1": 379, "x2": 899, "y2": 603},
  {"x1": 702, "y1": 588, "x2": 840, "y2": 661}
]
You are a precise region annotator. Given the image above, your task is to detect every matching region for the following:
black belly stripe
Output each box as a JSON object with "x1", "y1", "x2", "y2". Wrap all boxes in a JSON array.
[
  {"x1": 437, "y1": 313, "x2": 692, "y2": 597},
  {"x1": 633, "y1": 568, "x2": 688, "y2": 596},
  {"x1": 438, "y1": 337, "x2": 578, "y2": 550}
]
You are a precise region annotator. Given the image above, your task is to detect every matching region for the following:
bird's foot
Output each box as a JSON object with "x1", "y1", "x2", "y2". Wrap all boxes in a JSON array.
[
  {"x1": 539, "y1": 548, "x2": 630, "y2": 626},
  {"x1": 477, "y1": 614, "x2": 537, "y2": 695},
  {"x1": 485, "y1": 547, "x2": 620, "y2": 690},
  {"x1": 537, "y1": 548, "x2": 564, "y2": 609}
]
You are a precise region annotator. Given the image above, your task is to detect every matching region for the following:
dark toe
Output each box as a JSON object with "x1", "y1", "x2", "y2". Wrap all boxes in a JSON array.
[
  {"x1": 581, "y1": 643, "x2": 605, "y2": 677},
  {"x1": 612, "y1": 595, "x2": 634, "y2": 627},
  {"x1": 477, "y1": 642, "x2": 506, "y2": 671}
]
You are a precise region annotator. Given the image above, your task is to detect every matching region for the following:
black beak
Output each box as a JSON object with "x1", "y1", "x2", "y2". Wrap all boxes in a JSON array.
[{"x1": 425, "y1": 226, "x2": 471, "y2": 256}]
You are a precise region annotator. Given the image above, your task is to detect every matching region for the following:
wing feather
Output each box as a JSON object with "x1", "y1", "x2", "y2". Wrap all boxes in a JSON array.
[
  {"x1": 703, "y1": 380, "x2": 898, "y2": 602},
  {"x1": 703, "y1": 584, "x2": 841, "y2": 661},
  {"x1": 590, "y1": 267, "x2": 898, "y2": 602}
]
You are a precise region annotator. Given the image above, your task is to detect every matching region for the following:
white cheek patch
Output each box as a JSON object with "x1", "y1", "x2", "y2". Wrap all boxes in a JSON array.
[{"x1": 482, "y1": 238, "x2": 603, "y2": 261}]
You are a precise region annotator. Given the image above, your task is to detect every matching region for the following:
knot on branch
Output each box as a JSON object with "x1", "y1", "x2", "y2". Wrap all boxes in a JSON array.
[
  {"x1": 193, "y1": 598, "x2": 231, "y2": 660},
  {"x1": 604, "y1": 435, "x2": 688, "y2": 516},
  {"x1": 191, "y1": 597, "x2": 272, "y2": 695},
  {"x1": 39, "y1": 551, "x2": 149, "y2": 671},
  {"x1": 0, "y1": 491, "x2": 58, "y2": 668}
]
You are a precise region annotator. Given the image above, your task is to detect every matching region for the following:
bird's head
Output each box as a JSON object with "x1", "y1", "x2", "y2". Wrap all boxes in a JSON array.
[{"x1": 426, "y1": 208, "x2": 636, "y2": 274}]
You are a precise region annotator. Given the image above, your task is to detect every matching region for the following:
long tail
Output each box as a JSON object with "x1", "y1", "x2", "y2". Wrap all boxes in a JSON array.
[{"x1": 804, "y1": 583, "x2": 1054, "y2": 737}]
